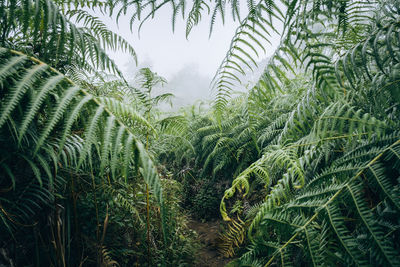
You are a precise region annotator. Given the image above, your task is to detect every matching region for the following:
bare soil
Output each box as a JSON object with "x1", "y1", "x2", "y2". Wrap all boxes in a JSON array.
[{"x1": 187, "y1": 219, "x2": 231, "y2": 267}]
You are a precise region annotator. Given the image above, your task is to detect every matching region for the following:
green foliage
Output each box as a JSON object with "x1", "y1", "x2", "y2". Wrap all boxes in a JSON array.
[
  {"x1": 154, "y1": 1, "x2": 400, "y2": 265},
  {"x1": 0, "y1": 47, "x2": 172, "y2": 265},
  {"x1": 2, "y1": 0, "x2": 400, "y2": 266},
  {"x1": 213, "y1": 1, "x2": 400, "y2": 266},
  {"x1": 0, "y1": 0, "x2": 136, "y2": 76},
  {"x1": 192, "y1": 180, "x2": 223, "y2": 220}
]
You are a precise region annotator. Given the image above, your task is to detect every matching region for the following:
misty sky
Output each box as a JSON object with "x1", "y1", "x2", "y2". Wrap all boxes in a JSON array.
[
  {"x1": 101, "y1": 5, "x2": 279, "y2": 109},
  {"x1": 105, "y1": 7, "x2": 240, "y2": 78}
]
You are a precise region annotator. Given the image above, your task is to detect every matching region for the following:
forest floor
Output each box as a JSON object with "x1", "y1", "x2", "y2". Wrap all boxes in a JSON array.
[{"x1": 188, "y1": 218, "x2": 231, "y2": 267}]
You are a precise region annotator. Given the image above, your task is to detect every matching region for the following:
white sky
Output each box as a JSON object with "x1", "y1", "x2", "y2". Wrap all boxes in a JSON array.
[
  {"x1": 99, "y1": 3, "x2": 281, "y2": 108},
  {"x1": 105, "y1": 7, "x2": 241, "y2": 80}
]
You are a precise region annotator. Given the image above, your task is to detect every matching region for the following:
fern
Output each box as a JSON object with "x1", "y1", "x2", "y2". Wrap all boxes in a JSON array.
[
  {"x1": 0, "y1": 48, "x2": 168, "y2": 247},
  {"x1": 219, "y1": 215, "x2": 246, "y2": 258},
  {"x1": 0, "y1": 0, "x2": 135, "y2": 77}
]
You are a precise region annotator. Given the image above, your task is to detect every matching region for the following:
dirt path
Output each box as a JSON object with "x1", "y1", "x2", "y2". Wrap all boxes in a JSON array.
[{"x1": 187, "y1": 219, "x2": 231, "y2": 267}]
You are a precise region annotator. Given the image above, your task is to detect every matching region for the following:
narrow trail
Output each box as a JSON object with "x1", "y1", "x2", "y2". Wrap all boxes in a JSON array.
[{"x1": 187, "y1": 219, "x2": 231, "y2": 267}]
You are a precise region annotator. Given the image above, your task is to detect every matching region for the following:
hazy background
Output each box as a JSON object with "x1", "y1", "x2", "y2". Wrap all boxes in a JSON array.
[{"x1": 101, "y1": 3, "x2": 278, "y2": 110}]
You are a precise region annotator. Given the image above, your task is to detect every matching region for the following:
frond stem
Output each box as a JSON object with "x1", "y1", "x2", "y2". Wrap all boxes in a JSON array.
[{"x1": 264, "y1": 138, "x2": 400, "y2": 266}]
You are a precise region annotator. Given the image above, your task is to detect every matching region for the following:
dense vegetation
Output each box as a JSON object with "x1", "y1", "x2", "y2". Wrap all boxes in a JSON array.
[{"x1": 1, "y1": 0, "x2": 400, "y2": 266}]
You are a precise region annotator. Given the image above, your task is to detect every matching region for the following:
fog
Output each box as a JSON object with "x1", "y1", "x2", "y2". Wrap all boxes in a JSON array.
[{"x1": 99, "y1": 3, "x2": 280, "y2": 110}]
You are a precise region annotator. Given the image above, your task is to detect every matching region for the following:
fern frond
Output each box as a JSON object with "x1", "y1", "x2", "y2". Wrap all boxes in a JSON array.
[
  {"x1": 0, "y1": 48, "x2": 169, "y2": 246},
  {"x1": 218, "y1": 215, "x2": 246, "y2": 258}
]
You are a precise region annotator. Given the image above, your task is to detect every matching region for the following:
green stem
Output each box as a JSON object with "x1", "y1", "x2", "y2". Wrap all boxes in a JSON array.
[{"x1": 264, "y1": 138, "x2": 400, "y2": 266}]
